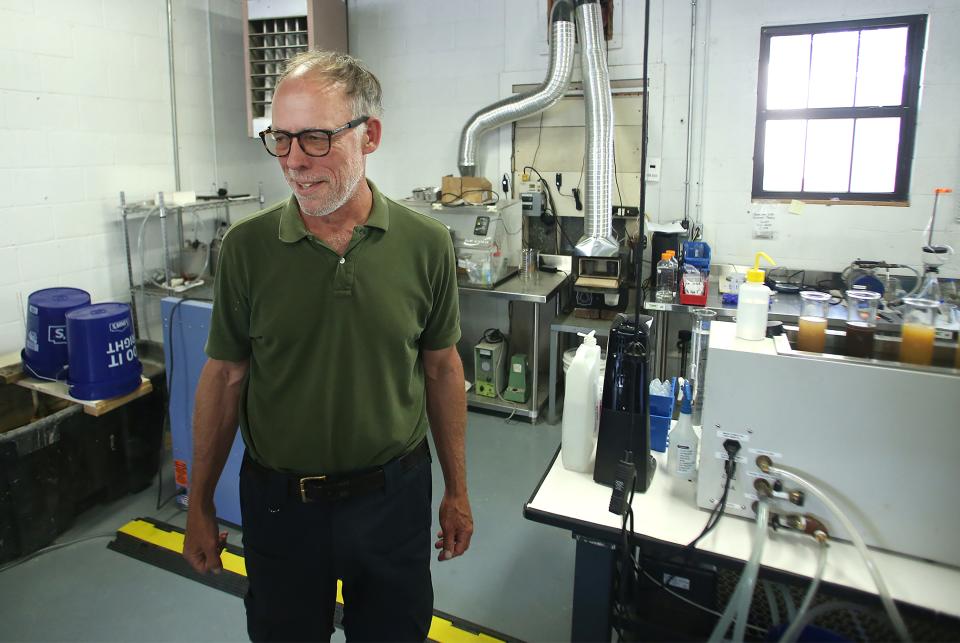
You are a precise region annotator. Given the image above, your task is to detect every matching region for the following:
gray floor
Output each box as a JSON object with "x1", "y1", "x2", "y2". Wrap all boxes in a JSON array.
[{"x1": 0, "y1": 412, "x2": 573, "y2": 643}]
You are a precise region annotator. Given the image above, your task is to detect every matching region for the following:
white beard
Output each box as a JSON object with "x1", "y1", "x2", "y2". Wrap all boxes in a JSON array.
[{"x1": 287, "y1": 153, "x2": 364, "y2": 218}]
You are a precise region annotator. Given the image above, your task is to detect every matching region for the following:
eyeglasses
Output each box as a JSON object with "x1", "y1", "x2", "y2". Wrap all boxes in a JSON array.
[{"x1": 259, "y1": 116, "x2": 370, "y2": 158}]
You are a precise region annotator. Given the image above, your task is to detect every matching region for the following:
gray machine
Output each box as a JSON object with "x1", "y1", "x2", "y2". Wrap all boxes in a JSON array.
[
  {"x1": 402, "y1": 199, "x2": 522, "y2": 289},
  {"x1": 696, "y1": 321, "x2": 960, "y2": 568}
]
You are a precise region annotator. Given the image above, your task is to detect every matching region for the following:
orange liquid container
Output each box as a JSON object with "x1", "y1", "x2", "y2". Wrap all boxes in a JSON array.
[
  {"x1": 899, "y1": 323, "x2": 936, "y2": 365},
  {"x1": 797, "y1": 316, "x2": 828, "y2": 352}
]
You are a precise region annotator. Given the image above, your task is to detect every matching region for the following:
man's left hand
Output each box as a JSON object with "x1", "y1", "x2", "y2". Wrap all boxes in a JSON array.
[{"x1": 435, "y1": 491, "x2": 473, "y2": 561}]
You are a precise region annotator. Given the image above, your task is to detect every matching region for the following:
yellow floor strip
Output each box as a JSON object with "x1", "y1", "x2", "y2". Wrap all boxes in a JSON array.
[{"x1": 116, "y1": 519, "x2": 508, "y2": 643}]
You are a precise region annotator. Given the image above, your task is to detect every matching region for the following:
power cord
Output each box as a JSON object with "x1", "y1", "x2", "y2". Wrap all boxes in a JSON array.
[{"x1": 688, "y1": 439, "x2": 741, "y2": 551}]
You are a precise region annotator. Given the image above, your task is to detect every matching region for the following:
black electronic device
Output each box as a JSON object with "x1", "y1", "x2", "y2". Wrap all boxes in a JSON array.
[
  {"x1": 473, "y1": 216, "x2": 490, "y2": 236},
  {"x1": 765, "y1": 277, "x2": 801, "y2": 294},
  {"x1": 594, "y1": 314, "x2": 656, "y2": 492}
]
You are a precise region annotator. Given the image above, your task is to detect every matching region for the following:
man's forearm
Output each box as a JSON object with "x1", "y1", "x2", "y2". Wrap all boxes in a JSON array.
[
  {"x1": 190, "y1": 360, "x2": 246, "y2": 508},
  {"x1": 425, "y1": 359, "x2": 468, "y2": 496}
]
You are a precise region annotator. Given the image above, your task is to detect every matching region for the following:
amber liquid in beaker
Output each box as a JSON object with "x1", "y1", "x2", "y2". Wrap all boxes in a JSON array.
[
  {"x1": 899, "y1": 323, "x2": 936, "y2": 365},
  {"x1": 845, "y1": 321, "x2": 875, "y2": 358},
  {"x1": 797, "y1": 316, "x2": 828, "y2": 352}
]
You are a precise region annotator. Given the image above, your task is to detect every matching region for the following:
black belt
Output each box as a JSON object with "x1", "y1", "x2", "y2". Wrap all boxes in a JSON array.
[{"x1": 245, "y1": 440, "x2": 430, "y2": 503}]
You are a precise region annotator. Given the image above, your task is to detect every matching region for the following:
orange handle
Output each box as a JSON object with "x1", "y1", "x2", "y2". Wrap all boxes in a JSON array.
[{"x1": 934, "y1": 188, "x2": 953, "y2": 194}]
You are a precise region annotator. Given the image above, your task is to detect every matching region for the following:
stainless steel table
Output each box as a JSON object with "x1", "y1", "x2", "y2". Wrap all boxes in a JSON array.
[{"x1": 459, "y1": 271, "x2": 569, "y2": 421}]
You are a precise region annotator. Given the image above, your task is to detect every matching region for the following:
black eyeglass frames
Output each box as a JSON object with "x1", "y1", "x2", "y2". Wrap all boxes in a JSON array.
[{"x1": 259, "y1": 116, "x2": 370, "y2": 158}]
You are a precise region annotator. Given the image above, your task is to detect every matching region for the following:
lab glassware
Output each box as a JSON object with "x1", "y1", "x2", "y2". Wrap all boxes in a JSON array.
[
  {"x1": 687, "y1": 308, "x2": 717, "y2": 426},
  {"x1": 845, "y1": 290, "x2": 881, "y2": 358},
  {"x1": 797, "y1": 291, "x2": 831, "y2": 352},
  {"x1": 899, "y1": 298, "x2": 938, "y2": 366}
]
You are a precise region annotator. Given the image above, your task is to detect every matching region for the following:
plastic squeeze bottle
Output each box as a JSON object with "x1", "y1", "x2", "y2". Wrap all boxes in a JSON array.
[
  {"x1": 561, "y1": 331, "x2": 602, "y2": 472},
  {"x1": 668, "y1": 381, "x2": 699, "y2": 479},
  {"x1": 736, "y1": 251, "x2": 776, "y2": 341}
]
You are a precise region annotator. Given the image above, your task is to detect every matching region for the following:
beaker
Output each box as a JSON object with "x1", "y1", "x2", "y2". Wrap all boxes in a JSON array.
[
  {"x1": 844, "y1": 290, "x2": 881, "y2": 358},
  {"x1": 687, "y1": 308, "x2": 717, "y2": 426},
  {"x1": 797, "y1": 291, "x2": 831, "y2": 352},
  {"x1": 519, "y1": 248, "x2": 539, "y2": 284},
  {"x1": 899, "y1": 298, "x2": 938, "y2": 366}
]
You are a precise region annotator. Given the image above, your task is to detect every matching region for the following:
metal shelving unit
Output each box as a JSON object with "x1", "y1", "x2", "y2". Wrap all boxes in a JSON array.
[{"x1": 118, "y1": 187, "x2": 264, "y2": 338}]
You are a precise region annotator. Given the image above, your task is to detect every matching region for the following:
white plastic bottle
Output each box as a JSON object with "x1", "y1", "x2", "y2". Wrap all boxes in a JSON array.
[
  {"x1": 668, "y1": 381, "x2": 699, "y2": 480},
  {"x1": 561, "y1": 331, "x2": 602, "y2": 472},
  {"x1": 736, "y1": 251, "x2": 776, "y2": 341}
]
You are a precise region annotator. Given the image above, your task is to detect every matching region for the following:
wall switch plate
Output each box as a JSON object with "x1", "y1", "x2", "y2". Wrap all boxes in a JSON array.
[{"x1": 645, "y1": 157, "x2": 661, "y2": 182}]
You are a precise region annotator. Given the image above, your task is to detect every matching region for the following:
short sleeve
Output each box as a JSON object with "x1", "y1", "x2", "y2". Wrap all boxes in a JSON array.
[
  {"x1": 419, "y1": 232, "x2": 462, "y2": 350},
  {"x1": 205, "y1": 231, "x2": 252, "y2": 361}
]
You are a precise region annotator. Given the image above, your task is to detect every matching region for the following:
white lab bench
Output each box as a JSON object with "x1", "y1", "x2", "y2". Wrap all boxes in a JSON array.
[{"x1": 524, "y1": 447, "x2": 960, "y2": 641}]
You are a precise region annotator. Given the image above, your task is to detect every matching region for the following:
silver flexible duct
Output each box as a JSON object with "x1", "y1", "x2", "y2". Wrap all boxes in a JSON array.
[
  {"x1": 457, "y1": 2, "x2": 575, "y2": 177},
  {"x1": 574, "y1": 1, "x2": 618, "y2": 257}
]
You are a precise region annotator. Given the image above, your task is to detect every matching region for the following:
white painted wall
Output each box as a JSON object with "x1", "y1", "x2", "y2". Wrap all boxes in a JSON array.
[
  {"x1": 696, "y1": 0, "x2": 960, "y2": 275},
  {"x1": 2, "y1": 0, "x2": 957, "y2": 355},
  {"x1": 350, "y1": 0, "x2": 959, "y2": 278}
]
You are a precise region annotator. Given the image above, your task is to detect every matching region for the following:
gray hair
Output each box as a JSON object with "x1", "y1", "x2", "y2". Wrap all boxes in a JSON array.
[{"x1": 277, "y1": 50, "x2": 383, "y2": 118}]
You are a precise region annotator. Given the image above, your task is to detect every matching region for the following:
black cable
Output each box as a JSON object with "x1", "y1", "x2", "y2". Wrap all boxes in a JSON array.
[
  {"x1": 687, "y1": 459, "x2": 736, "y2": 551},
  {"x1": 440, "y1": 190, "x2": 499, "y2": 206},
  {"x1": 530, "y1": 112, "x2": 545, "y2": 168}
]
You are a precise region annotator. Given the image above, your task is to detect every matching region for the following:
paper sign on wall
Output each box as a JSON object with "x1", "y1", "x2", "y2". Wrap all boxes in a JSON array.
[{"x1": 750, "y1": 205, "x2": 777, "y2": 239}]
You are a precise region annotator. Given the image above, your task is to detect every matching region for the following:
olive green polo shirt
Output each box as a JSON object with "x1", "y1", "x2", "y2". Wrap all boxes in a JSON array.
[{"x1": 205, "y1": 180, "x2": 461, "y2": 473}]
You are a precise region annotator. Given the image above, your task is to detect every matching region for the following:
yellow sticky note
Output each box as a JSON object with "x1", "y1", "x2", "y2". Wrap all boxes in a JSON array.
[{"x1": 788, "y1": 199, "x2": 805, "y2": 215}]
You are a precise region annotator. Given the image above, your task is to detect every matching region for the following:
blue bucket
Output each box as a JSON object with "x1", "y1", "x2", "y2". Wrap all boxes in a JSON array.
[
  {"x1": 22, "y1": 287, "x2": 92, "y2": 379},
  {"x1": 65, "y1": 303, "x2": 142, "y2": 401}
]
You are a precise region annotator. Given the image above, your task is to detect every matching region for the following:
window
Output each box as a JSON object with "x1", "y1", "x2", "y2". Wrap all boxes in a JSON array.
[{"x1": 752, "y1": 15, "x2": 926, "y2": 202}]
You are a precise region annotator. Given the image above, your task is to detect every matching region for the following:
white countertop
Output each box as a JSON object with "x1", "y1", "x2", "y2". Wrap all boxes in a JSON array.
[{"x1": 526, "y1": 447, "x2": 960, "y2": 618}]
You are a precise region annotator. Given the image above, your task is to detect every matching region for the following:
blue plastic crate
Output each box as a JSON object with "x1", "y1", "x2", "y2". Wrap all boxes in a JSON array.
[
  {"x1": 649, "y1": 377, "x2": 676, "y2": 453},
  {"x1": 682, "y1": 241, "x2": 711, "y2": 274},
  {"x1": 649, "y1": 377, "x2": 676, "y2": 417},
  {"x1": 650, "y1": 414, "x2": 670, "y2": 452}
]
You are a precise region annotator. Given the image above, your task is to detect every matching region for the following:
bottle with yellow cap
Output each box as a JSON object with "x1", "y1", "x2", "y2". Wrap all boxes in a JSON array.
[{"x1": 736, "y1": 251, "x2": 776, "y2": 340}]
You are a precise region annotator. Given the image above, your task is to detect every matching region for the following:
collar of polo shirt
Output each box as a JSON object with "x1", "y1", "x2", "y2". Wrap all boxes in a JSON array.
[{"x1": 278, "y1": 179, "x2": 391, "y2": 243}]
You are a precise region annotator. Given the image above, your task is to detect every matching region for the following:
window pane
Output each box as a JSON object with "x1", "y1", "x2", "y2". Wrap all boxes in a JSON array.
[
  {"x1": 763, "y1": 119, "x2": 806, "y2": 191},
  {"x1": 855, "y1": 27, "x2": 907, "y2": 106},
  {"x1": 804, "y1": 119, "x2": 854, "y2": 192},
  {"x1": 767, "y1": 35, "x2": 811, "y2": 109},
  {"x1": 850, "y1": 117, "x2": 900, "y2": 192},
  {"x1": 808, "y1": 31, "x2": 859, "y2": 108}
]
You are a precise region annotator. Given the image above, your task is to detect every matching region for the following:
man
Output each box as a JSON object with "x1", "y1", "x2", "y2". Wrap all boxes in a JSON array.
[{"x1": 182, "y1": 50, "x2": 473, "y2": 642}]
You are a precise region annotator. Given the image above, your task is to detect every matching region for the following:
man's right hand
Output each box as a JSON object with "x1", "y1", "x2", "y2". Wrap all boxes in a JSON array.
[{"x1": 183, "y1": 504, "x2": 227, "y2": 574}]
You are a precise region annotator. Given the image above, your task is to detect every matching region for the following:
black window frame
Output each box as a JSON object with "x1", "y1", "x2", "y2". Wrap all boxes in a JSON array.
[{"x1": 752, "y1": 14, "x2": 927, "y2": 203}]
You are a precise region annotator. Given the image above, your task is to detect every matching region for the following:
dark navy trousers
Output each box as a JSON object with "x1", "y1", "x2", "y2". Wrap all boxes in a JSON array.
[{"x1": 239, "y1": 450, "x2": 434, "y2": 642}]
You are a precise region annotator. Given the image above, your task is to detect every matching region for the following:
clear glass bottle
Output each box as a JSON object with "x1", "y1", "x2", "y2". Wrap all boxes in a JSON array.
[
  {"x1": 655, "y1": 252, "x2": 676, "y2": 303},
  {"x1": 687, "y1": 308, "x2": 717, "y2": 426},
  {"x1": 899, "y1": 297, "x2": 939, "y2": 366},
  {"x1": 797, "y1": 291, "x2": 831, "y2": 352},
  {"x1": 845, "y1": 290, "x2": 881, "y2": 358}
]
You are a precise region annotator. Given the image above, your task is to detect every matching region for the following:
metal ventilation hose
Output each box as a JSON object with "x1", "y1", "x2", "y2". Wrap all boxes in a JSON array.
[
  {"x1": 456, "y1": 0, "x2": 575, "y2": 177},
  {"x1": 574, "y1": 0, "x2": 619, "y2": 258}
]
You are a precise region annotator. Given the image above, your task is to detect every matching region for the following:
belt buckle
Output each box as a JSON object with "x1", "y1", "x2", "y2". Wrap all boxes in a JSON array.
[{"x1": 299, "y1": 475, "x2": 326, "y2": 502}]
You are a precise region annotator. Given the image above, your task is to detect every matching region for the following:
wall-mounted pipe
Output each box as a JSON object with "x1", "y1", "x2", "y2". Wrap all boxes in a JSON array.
[
  {"x1": 574, "y1": 0, "x2": 618, "y2": 257},
  {"x1": 457, "y1": 0, "x2": 575, "y2": 177}
]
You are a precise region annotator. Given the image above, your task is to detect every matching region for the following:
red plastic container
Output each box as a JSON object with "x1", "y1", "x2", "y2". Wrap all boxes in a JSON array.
[{"x1": 679, "y1": 278, "x2": 708, "y2": 306}]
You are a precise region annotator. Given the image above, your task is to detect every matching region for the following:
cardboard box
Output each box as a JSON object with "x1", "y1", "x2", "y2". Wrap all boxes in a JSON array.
[{"x1": 441, "y1": 175, "x2": 493, "y2": 205}]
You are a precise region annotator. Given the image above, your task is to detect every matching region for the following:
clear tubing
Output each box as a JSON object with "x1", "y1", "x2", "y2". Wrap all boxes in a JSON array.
[
  {"x1": 769, "y1": 465, "x2": 911, "y2": 642},
  {"x1": 779, "y1": 541, "x2": 828, "y2": 643},
  {"x1": 708, "y1": 501, "x2": 770, "y2": 643}
]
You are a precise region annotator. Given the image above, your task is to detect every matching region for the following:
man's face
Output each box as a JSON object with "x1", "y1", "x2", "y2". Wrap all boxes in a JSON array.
[{"x1": 271, "y1": 76, "x2": 369, "y2": 217}]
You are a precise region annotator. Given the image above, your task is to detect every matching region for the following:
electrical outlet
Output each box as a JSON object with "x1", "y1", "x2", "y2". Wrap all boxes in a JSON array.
[{"x1": 645, "y1": 157, "x2": 661, "y2": 182}]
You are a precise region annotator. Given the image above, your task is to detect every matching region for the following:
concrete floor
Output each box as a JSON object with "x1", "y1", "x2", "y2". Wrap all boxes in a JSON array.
[{"x1": 0, "y1": 411, "x2": 573, "y2": 642}]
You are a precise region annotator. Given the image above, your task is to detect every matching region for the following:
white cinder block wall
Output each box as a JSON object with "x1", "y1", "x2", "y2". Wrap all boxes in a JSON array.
[{"x1": 0, "y1": 0, "x2": 276, "y2": 355}]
